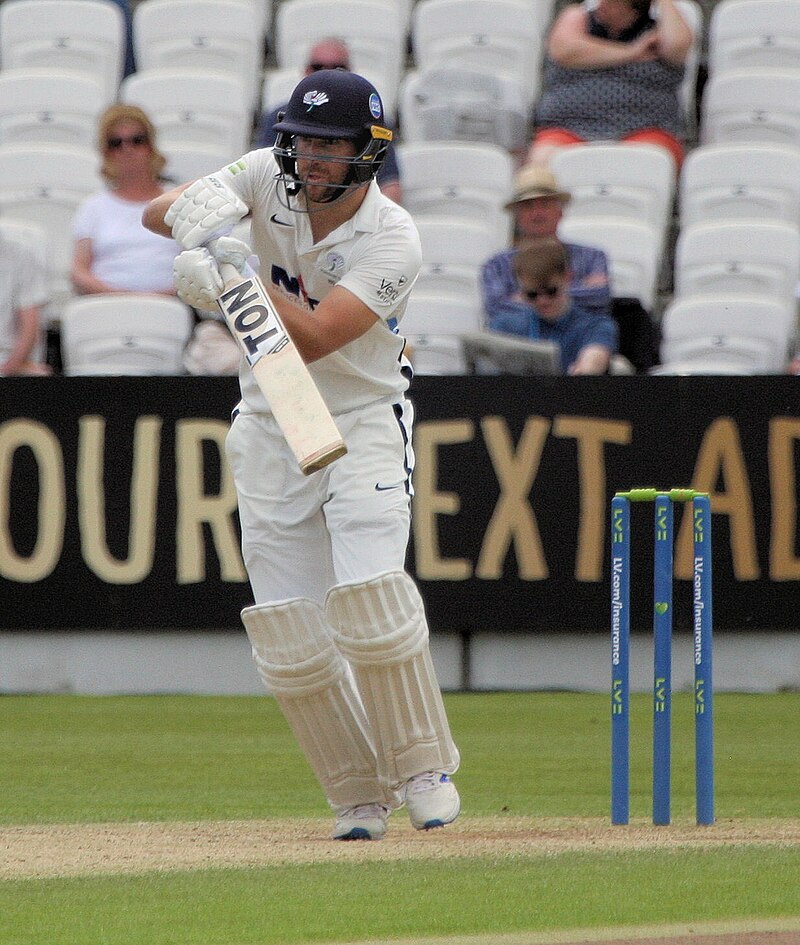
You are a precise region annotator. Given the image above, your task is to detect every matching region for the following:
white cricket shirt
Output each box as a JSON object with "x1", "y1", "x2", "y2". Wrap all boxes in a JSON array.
[{"x1": 216, "y1": 149, "x2": 422, "y2": 417}]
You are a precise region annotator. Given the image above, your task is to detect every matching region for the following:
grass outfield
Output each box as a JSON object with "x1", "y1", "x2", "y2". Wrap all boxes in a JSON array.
[
  {"x1": 1, "y1": 692, "x2": 799, "y2": 944},
  {"x1": 3, "y1": 849, "x2": 800, "y2": 945}
]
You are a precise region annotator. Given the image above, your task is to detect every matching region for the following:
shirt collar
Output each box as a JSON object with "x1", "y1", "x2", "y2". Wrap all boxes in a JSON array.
[{"x1": 314, "y1": 180, "x2": 383, "y2": 247}]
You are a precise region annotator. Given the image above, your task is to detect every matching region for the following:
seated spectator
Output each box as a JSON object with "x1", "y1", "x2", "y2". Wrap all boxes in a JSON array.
[
  {"x1": 255, "y1": 38, "x2": 403, "y2": 204},
  {"x1": 71, "y1": 105, "x2": 181, "y2": 297},
  {"x1": 0, "y1": 231, "x2": 51, "y2": 376},
  {"x1": 528, "y1": 0, "x2": 693, "y2": 170},
  {"x1": 481, "y1": 165, "x2": 611, "y2": 322},
  {"x1": 494, "y1": 237, "x2": 618, "y2": 375}
]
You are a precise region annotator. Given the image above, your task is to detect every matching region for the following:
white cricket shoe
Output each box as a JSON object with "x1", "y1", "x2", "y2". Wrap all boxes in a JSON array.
[
  {"x1": 404, "y1": 772, "x2": 460, "y2": 830},
  {"x1": 332, "y1": 803, "x2": 390, "y2": 841}
]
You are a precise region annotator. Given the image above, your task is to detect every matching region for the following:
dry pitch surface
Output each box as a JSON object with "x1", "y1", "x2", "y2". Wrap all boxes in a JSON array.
[{"x1": 2, "y1": 816, "x2": 799, "y2": 945}]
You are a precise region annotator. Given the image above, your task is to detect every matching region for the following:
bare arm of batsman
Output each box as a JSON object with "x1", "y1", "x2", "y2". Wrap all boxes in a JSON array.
[{"x1": 143, "y1": 179, "x2": 380, "y2": 363}]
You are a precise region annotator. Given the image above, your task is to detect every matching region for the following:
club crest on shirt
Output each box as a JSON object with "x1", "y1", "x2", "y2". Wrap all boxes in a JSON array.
[
  {"x1": 303, "y1": 91, "x2": 329, "y2": 110},
  {"x1": 376, "y1": 274, "x2": 407, "y2": 304},
  {"x1": 320, "y1": 251, "x2": 345, "y2": 279}
]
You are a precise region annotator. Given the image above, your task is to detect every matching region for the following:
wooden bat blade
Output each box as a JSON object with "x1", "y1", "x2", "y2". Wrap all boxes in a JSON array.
[
  {"x1": 250, "y1": 348, "x2": 348, "y2": 474},
  {"x1": 216, "y1": 263, "x2": 347, "y2": 474}
]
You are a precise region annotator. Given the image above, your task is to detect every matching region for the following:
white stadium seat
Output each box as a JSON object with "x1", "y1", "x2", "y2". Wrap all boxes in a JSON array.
[
  {"x1": 708, "y1": 0, "x2": 800, "y2": 76},
  {"x1": 701, "y1": 69, "x2": 800, "y2": 148},
  {"x1": 133, "y1": 0, "x2": 263, "y2": 110},
  {"x1": 401, "y1": 292, "x2": 483, "y2": 335},
  {"x1": 411, "y1": 274, "x2": 480, "y2": 312},
  {"x1": 411, "y1": 0, "x2": 543, "y2": 108},
  {"x1": 0, "y1": 143, "x2": 103, "y2": 317},
  {"x1": 413, "y1": 217, "x2": 499, "y2": 305},
  {"x1": 416, "y1": 216, "x2": 506, "y2": 269},
  {"x1": 160, "y1": 144, "x2": 239, "y2": 185},
  {"x1": 0, "y1": 0, "x2": 125, "y2": 102},
  {"x1": 400, "y1": 293, "x2": 483, "y2": 374},
  {"x1": 658, "y1": 294, "x2": 796, "y2": 373},
  {"x1": 679, "y1": 142, "x2": 800, "y2": 227},
  {"x1": 397, "y1": 141, "x2": 514, "y2": 246},
  {"x1": 61, "y1": 295, "x2": 195, "y2": 375},
  {"x1": 253, "y1": 0, "x2": 273, "y2": 36},
  {"x1": 673, "y1": 220, "x2": 800, "y2": 308},
  {"x1": 398, "y1": 67, "x2": 532, "y2": 152},
  {"x1": 0, "y1": 68, "x2": 109, "y2": 148},
  {"x1": 551, "y1": 143, "x2": 676, "y2": 255},
  {"x1": 261, "y1": 68, "x2": 304, "y2": 114},
  {"x1": 120, "y1": 69, "x2": 251, "y2": 158},
  {"x1": 649, "y1": 358, "x2": 761, "y2": 375},
  {"x1": 396, "y1": 0, "x2": 415, "y2": 32}
]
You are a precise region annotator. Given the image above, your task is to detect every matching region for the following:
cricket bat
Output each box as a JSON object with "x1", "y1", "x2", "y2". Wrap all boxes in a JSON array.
[{"x1": 216, "y1": 262, "x2": 347, "y2": 474}]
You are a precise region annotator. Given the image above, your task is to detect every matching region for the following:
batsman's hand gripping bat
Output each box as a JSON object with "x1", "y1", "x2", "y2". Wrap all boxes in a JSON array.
[{"x1": 216, "y1": 262, "x2": 347, "y2": 474}]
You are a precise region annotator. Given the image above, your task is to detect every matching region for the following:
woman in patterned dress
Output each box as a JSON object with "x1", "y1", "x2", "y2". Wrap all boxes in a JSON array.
[{"x1": 529, "y1": 0, "x2": 694, "y2": 169}]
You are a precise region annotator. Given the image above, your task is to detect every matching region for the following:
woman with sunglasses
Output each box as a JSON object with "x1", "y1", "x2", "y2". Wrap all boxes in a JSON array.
[
  {"x1": 70, "y1": 105, "x2": 180, "y2": 296},
  {"x1": 506, "y1": 236, "x2": 619, "y2": 374}
]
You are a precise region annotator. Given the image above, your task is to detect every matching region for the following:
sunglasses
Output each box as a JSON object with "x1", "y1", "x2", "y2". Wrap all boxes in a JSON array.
[
  {"x1": 106, "y1": 134, "x2": 149, "y2": 150},
  {"x1": 308, "y1": 62, "x2": 348, "y2": 71},
  {"x1": 525, "y1": 285, "x2": 561, "y2": 300}
]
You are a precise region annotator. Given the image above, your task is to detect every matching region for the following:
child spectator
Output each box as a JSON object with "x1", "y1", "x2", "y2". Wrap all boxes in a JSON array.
[{"x1": 498, "y1": 237, "x2": 618, "y2": 375}]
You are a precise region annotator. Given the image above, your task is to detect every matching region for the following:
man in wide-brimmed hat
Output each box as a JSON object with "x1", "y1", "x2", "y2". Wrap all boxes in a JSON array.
[{"x1": 481, "y1": 164, "x2": 611, "y2": 333}]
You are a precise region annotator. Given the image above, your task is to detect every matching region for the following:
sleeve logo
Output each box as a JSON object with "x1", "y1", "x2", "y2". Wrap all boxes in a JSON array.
[{"x1": 376, "y1": 275, "x2": 407, "y2": 303}]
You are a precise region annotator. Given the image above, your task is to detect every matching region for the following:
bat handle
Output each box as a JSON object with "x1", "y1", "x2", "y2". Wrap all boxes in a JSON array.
[{"x1": 218, "y1": 261, "x2": 253, "y2": 282}]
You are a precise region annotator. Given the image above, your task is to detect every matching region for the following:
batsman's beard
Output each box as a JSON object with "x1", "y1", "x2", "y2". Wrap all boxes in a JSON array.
[{"x1": 275, "y1": 171, "x2": 367, "y2": 213}]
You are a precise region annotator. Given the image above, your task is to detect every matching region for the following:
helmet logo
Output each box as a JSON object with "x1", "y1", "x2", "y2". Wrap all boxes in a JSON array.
[
  {"x1": 368, "y1": 92, "x2": 382, "y2": 119},
  {"x1": 302, "y1": 90, "x2": 329, "y2": 111}
]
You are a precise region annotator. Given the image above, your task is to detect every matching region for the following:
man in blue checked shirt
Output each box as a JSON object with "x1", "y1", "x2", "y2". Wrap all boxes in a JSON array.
[{"x1": 481, "y1": 165, "x2": 611, "y2": 327}]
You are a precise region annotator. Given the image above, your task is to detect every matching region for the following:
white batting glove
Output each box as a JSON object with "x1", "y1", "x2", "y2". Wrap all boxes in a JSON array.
[
  {"x1": 207, "y1": 236, "x2": 255, "y2": 275},
  {"x1": 173, "y1": 247, "x2": 224, "y2": 311},
  {"x1": 165, "y1": 175, "x2": 248, "y2": 249}
]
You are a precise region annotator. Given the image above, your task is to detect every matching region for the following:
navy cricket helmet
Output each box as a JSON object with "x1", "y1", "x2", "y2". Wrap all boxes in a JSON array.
[{"x1": 272, "y1": 69, "x2": 393, "y2": 203}]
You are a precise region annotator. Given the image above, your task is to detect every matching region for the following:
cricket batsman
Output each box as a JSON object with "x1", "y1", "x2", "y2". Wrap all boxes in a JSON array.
[{"x1": 143, "y1": 69, "x2": 460, "y2": 840}]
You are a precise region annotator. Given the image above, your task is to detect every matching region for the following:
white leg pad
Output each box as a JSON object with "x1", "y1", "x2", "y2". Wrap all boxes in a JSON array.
[
  {"x1": 325, "y1": 571, "x2": 460, "y2": 788},
  {"x1": 241, "y1": 598, "x2": 392, "y2": 812}
]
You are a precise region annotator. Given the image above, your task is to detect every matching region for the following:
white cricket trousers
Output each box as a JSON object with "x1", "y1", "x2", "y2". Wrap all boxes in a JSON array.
[{"x1": 225, "y1": 398, "x2": 415, "y2": 605}]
